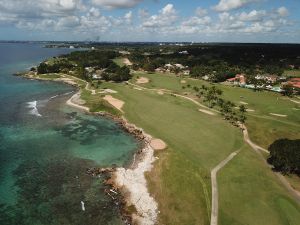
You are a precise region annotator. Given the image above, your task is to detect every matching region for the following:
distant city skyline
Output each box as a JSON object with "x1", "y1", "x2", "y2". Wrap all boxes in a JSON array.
[{"x1": 0, "y1": 0, "x2": 299, "y2": 43}]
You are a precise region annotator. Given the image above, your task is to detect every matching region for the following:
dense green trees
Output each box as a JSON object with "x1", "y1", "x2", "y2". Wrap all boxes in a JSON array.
[
  {"x1": 197, "y1": 85, "x2": 247, "y2": 125},
  {"x1": 37, "y1": 60, "x2": 74, "y2": 74},
  {"x1": 102, "y1": 66, "x2": 131, "y2": 82},
  {"x1": 37, "y1": 50, "x2": 132, "y2": 82},
  {"x1": 128, "y1": 44, "x2": 300, "y2": 82},
  {"x1": 267, "y1": 139, "x2": 300, "y2": 175}
]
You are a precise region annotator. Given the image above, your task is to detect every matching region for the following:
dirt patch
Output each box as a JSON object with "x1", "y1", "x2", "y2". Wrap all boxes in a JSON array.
[
  {"x1": 134, "y1": 87, "x2": 143, "y2": 91},
  {"x1": 103, "y1": 95, "x2": 124, "y2": 112},
  {"x1": 136, "y1": 77, "x2": 149, "y2": 84},
  {"x1": 157, "y1": 90, "x2": 164, "y2": 95},
  {"x1": 269, "y1": 113, "x2": 287, "y2": 117},
  {"x1": 180, "y1": 80, "x2": 187, "y2": 84},
  {"x1": 198, "y1": 109, "x2": 215, "y2": 115},
  {"x1": 150, "y1": 139, "x2": 167, "y2": 151},
  {"x1": 239, "y1": 101, "x2": 248, "y2": 105},
  {"x1": 246, "y1": 109, "x2": 255, "y2": 112}
]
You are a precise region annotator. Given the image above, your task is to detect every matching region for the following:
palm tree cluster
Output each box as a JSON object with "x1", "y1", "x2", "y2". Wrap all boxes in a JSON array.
[{"x1": 197, "y1": 85, "x2": 247, "y2": 126}]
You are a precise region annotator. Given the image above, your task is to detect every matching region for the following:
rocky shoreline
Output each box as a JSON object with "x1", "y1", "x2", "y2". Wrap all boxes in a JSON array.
[{"x1": 19, "y1": 71, "x2": 163, "y2": 225}]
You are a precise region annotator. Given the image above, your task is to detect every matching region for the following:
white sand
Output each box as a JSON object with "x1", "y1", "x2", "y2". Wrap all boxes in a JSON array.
[
  {"x1": 269, "y1": 113, "x2": 287, "y2": 117},
  {"x1": 150, "y1": 139, "x2": 167, "y2": 150},
  {"x1": 103, "y1": 95, "x2": 124, "y2": 112},
  {"x1": 198, "y1": 109, "x2": 215, "y2": 115},
  {"x1": 124, "y1": 58, "x2": 133, "y2": 66},
  {"x1": 136, "y1": 77, "x2": 149, "y2": 84}
]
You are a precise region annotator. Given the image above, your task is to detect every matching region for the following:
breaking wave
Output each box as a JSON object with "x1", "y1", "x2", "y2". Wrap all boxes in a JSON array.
[{"x1": 27, "y1": 100, "x2": 42, "y2": 117}]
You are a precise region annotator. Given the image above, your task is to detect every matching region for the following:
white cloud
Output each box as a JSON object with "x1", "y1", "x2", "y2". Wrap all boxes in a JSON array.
[
  {"x1": 91, "y1": 0, "x2": 142, "y2": 9},
  {"x1": 277, "y1": 6, "x2": 289, "y2": 17},
  {"x1": 182, "y1": 16, "x2": 211, "y2": 27},
  {"x1": 195, "y1": 7, "x2": 207, "y2": 17},
  {"x1": 138, "y1": 9, "x2": 149, "y2": 18},
  {"x1": 142, "y1": 4, "x2": 177, "y2": 28},
  {"x1": 213, "y1": 0, "x2": 257, "y2": 12},
  {"x1": 239, "y1": 10, "x2": 266, "y2": 21}
]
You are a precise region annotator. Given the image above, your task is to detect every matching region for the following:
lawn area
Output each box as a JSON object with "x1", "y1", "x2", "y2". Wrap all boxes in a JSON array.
[
  {"x1": 218, "y1": 145, "x2": 300, "y2": 225},
  {"x1": 96, "y1": 81, "x2": 300, "y2": 225}
]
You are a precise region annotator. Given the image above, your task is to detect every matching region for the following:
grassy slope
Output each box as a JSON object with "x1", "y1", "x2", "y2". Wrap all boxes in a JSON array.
[
  {"x1": 218, "y1": 145, "x2": 300, "y2": 225},
  {"x1": 99, "y1": 81, "x2": 300, "y2": 225},
  {"x1": 132, "y1": 72, "x2": 300, "y2": 148}
]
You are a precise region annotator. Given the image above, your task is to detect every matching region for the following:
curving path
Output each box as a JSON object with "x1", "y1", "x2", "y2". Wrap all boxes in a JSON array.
[
  {"x1": 241, "y1": 125, "x2": 300, "y2": 203},
  {"x1": 210, "y1": 150, "x2": 240, "y2": 225}
]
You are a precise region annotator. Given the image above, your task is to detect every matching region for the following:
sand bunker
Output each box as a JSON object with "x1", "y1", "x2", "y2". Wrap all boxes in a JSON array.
[
  {"x1": 198, "y1": 109, "x2": 215, "y2": 115},
  {"x1": 180, "y1": 80, "x2": 187, "y2": 84},
  {"x1": 103, "y1": 95, "x2": 124, "y2": 112},
  {"x1": 124, "y1": 58, "x2": 133, "y2": 66},
  {"x1": 269, "y1": 113, "x2": 287, "y2": 117},
  {"x1": 150, "y1": 139, "x2": 167, "y2": 151},
  {"x1": 136, "y1": 77, "x2": 149, "y2": 84}
]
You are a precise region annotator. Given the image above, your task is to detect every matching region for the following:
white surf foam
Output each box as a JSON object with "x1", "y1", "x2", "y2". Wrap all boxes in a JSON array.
[{"x1": 27, "y1": 101, "x2": 42, "y2": 117}]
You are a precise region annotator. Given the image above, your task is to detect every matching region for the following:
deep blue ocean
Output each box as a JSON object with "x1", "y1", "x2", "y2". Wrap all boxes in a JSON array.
[{"x1": 0, "y1": 43, "x2": 138, "y2": 225}]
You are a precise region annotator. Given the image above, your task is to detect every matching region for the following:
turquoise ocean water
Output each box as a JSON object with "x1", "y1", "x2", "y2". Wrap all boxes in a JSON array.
[{"x1": 0, "y1": 43, "x2": 138, "y2": 224}]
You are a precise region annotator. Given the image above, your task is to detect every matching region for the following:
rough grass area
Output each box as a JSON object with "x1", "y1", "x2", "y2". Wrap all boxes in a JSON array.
[{"x1": 218, "y1": 145, "x2": 300, "y2": 225}]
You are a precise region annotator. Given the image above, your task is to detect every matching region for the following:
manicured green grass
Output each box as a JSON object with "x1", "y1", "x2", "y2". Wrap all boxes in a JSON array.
[
  {"x1": 131, "y1": 72, "x2": 300, "y2": 147},
  {"x1": 97, "y1": 81, "x2": 300, "y2": 225},
  {"x1": 100, "y1": 82, "x2": 243, "y2": 224},
  {"x1": 218, "y1": 145, "x2": 300, "y2": 225}
]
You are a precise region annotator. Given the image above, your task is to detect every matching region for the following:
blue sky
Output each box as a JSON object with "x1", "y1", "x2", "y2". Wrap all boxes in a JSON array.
[{"x1": 0, "y1": 0, "x2": 299, "y2": 42}]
